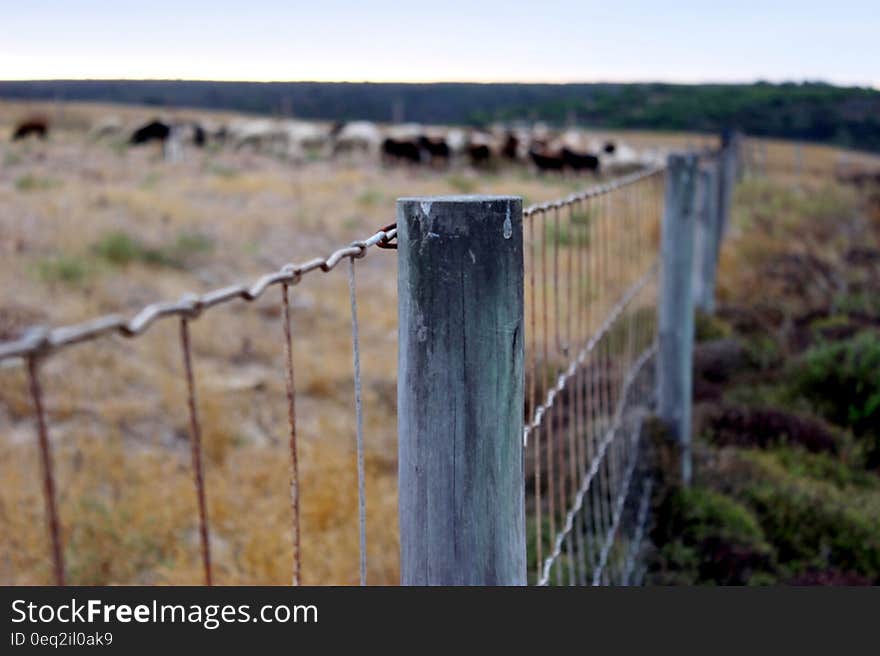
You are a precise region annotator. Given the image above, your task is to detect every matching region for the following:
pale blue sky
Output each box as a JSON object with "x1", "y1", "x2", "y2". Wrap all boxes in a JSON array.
[{"x1": 1, "y1": 1, "x2": 877, "y2": 86}]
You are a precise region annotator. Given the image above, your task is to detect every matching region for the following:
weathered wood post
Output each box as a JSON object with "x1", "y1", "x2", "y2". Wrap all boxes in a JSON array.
[
  {"x1": 657, "y1": 154, "x2": 699, "y2": 485},
  {"x1": 693, "y1": 161, "x2": 721, "y2": 314},
  {"x1": 397, "y1": 195, "x2": 526, "y2": 585},
  {"x1": 717, "y1": 131, "x2": 739, "y2": 239}
]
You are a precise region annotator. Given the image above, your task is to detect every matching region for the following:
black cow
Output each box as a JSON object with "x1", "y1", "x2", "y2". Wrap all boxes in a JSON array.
[
  {"x1": 130, "y1": 120, "x2": 171, "y2": 145},
  {"x1": 192, "y1": 123, "x2": 206, "y2": 147},
  {"x1": 382, "y1": 138, "x2": 421, "y2": 165},
  {"x1": 419, "y1": 136, "x2": 450, "y2": 167},
  {"x1": 12, "y1": 118, "x2": 48, "y2": 141},
  {"x1": 561, "y1": 148, "x2": 601, "y2": 173},
  {"x1": 529, "y1": 149, "x2": 565, "y2": 173},
  {"x1": 501, "y1": 133, "x2": 519, "y2": 161},
  {"x1": 468, "y1": 143, "x2": 491, "y2": 168}
]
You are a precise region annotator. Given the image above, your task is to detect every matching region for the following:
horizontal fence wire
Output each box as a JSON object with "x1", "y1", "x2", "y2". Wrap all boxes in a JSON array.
[
  {"x1": 0, "y1": 227, "x2": 397, "y2": 363},
  {"x1": 524, "y1": 166, "x2": 665, "y2": 586}
]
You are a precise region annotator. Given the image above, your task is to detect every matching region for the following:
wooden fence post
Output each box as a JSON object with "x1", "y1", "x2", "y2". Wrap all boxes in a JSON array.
[
  {"x1": 657, "y1": 154, "x2": 699, "y2": 485},
  {"x1": 693, "y1": 162, "x2": 721, "y2": 314},
  {"x1": 717, "y1": 131, "x2": 739, "y2": 239},
  {"x1": 397, "y1": 195, "x2": 526, "y2": 585}
]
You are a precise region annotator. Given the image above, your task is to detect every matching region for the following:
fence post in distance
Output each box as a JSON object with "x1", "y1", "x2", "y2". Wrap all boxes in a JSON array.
[{"x1": 657, "y1": 154, "x2": 699, "y2": 485}]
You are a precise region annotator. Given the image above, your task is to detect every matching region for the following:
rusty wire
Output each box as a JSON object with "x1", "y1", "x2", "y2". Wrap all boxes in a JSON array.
[
  {"x1": 25, "y1": 355, "x2": 65, "y2": 586},
  {"x1": 280, "y1": 283, "x2": 301, "y2": 586},
  {"x1": 179, "y1": 317, "x2": 212, "y2": 586}
]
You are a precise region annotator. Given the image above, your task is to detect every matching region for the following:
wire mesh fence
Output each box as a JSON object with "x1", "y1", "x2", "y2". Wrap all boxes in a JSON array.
[
  {"x1": 523, "y1": 168, "x2": 664, "y2": 585},
  {"x1": 742, "y1": 136, "x2": 880, "y2": 184}
]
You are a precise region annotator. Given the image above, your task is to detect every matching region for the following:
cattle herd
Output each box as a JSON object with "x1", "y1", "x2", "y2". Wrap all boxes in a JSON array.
[{"x1": 8, "y1": 113, "x2": 669, "y2": 175}]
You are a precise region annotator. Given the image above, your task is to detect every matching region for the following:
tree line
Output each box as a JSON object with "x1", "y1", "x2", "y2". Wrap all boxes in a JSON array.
[{"x1": 1, "y1": 80, "x2": 878, "y2": 152}]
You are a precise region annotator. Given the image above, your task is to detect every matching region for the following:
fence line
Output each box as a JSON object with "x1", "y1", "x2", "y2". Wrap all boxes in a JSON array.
[{"x1": 1, "y1": 136, "x2": 738, "y2": 585}]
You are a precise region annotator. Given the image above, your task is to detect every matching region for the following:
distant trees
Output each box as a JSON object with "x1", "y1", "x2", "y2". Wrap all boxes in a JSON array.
[{"x1": 1, "y1": 80, "x2": 878, "y2": 152}]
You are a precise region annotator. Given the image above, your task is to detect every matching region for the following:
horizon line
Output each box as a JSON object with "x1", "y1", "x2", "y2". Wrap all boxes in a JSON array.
[{"x1": 0, "y1": 77, "x2": 876, "y2": 90}]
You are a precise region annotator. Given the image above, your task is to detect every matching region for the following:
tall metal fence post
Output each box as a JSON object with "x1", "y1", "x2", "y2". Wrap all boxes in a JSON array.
[
  {"x1": 657, "y1": 154, "x2": 699, "y2": 485},
  {"x1": 397, "y1": 195, "x2": 526, "y2": 585},
  {"x1": 693, "y1": 162, "x2": 721, "y2": 314}
]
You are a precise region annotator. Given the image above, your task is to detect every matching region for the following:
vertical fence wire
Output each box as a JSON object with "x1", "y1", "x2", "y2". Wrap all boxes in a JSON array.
[
  {"x1": 347, "y1": 257, "x2": 367, "y2": 586},
  {"x1": 26, "y1": 355, "x2": 65, "y2": 586},
  {"x1": 528, "y1": 212, "x2": 542, "y2": 579},
  {"x1": 280, "y1": 283, "x2": 302, "y2": 586},
  {"x1": 524, "y1": 170, "x2": 665, "y2": 586},
  {"x1": 179, "y1": 317, "x2": 213, "y2": 586}
]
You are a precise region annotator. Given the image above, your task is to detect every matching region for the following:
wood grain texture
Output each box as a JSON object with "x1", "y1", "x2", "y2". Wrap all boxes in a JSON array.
[{"x1": 397, "y1": 195, "x2": 526, "y2": 585}]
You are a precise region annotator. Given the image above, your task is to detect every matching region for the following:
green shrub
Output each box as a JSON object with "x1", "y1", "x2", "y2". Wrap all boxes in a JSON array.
[
  {"x1": 650, "y1": 487, "x2": 775, "y2": 585},
  {"x1": 729, "y1": 450, "x2": 880, "y2": 581},
  {"x1": 92, "y1": 231, "x2": 213, "y2": 270},
  {"x1": 15, "y1": 174, "x2": 61, "y2": 191},
  {"x1": 92, "y1": 231, "x2": 151, "y2": 266},
  {"x1": 743, "y1": 479, "x2": 880, "y2": 581},
  {"x1": 36, "y1": 256, "x2": 91, "y2": 286},
  {"x1": 206, "y1": 162, "x2": 238, "y2": 178},
  {"x1": 139, "y1": 172, "x2": 162, "y2": 189},
  {"x1": 743, "y1": 334, "x2": 783, "y2": 370},
  {"x1": 172, "y1": 232, "x2": 213, "y2": 257},
  {"x1": 446, "y1": 175, "x2": 477, "y2": 194},
  {"x1": 355, "y1": 188, "x2": 382, "y2": 208},
  {"x1": 695, "y1": 311, "x2": 733, "y2": 342},
  {"x1": 752, "y1": 448, "x2": 876, "y2": 491},
  {"x1": 543, "y1": 220, "x2": 590, "y2": 248},
  {"x1": 788, "y1": 331, "x2": 880, "y2": 466}
]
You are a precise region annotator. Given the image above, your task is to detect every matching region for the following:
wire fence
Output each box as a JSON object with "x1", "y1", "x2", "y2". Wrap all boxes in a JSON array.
[
  {"x1": 742, "y1": 136, "x2": 880, "y2": 184},
  {"x1": 2, "y1": 152, "x2": 722, "y2": 587},
  {"x1": 0, "y1": 226, "x2": 397, "y2": 586},
  {"x1": 523, "y1": 167, "x2": 664, "y2": 585}
]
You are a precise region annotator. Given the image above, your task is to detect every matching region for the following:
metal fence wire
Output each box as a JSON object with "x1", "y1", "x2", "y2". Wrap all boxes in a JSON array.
[
  {"x1": 523, "y1": 167, "x2": 663, "y2": 586},
  {"x1": 1, "y1": 159, "x2": 696, "y2": 587}
]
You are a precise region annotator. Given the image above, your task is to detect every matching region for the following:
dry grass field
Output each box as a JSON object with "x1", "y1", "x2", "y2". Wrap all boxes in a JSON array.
[{"x1": 1, "y1": 99, "x2": 876, "y2": 586}]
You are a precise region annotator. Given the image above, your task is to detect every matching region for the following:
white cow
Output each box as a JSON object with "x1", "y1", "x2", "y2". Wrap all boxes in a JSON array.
[{"x1": 333, "y1": 121, "x2": 383, "y2": 158}]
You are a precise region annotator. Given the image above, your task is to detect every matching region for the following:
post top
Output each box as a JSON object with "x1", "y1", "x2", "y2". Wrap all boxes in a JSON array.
[{"x1": 397, "y1": 195, "x2": 521, "y2": 204}]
